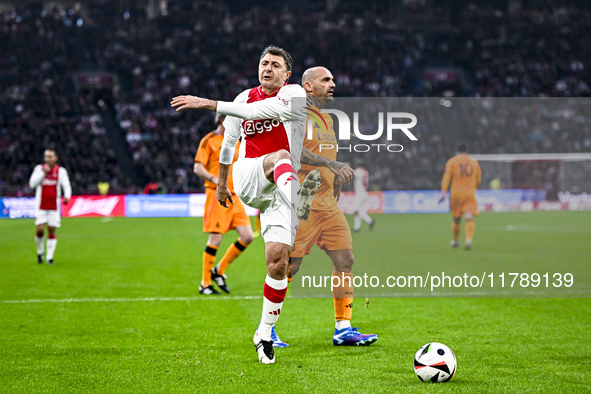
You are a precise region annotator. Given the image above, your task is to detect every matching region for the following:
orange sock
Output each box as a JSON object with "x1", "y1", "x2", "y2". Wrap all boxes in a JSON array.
[
  {"x1": 452, "y1": 222, "x2": 460, "y2": 242},
  {"x1": 332, "y1": 271, "x2": 353, "y2": 321},
  {"x1": 217, "y1": 239, "x2": 248, "y2": 275},
  {"x1": 202, "y1": 244, "x2": 218, "y2": 287},
  {"x1": 465, "y1": 220, "x2": 475, "y2": 243}
]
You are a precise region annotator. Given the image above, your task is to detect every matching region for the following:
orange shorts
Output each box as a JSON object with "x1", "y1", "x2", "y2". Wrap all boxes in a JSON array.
[
  {"x1": 450, "y1": 192, "x2": 479, "y2": 218},
  {"x1": 203, "y1": 188, "x2": 251, "y2": 234},
  {"x1": 292, "y1": 207, "x2": 353, "y2": 258}
]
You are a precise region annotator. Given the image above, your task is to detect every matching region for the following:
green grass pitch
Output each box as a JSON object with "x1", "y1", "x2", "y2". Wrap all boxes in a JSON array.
[{"x1": 1, "y1": 212, "x2": 589, "y2": 393}]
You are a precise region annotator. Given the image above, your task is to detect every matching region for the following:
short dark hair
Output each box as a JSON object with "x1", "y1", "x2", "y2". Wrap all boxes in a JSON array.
[
  {"x1": 260, "y1": 45, "x2": 293, "y2": 72},
  {"x1": 457, "y1": 143, "x2": 467, "y2": 153},
  {"x1": 45, "y1": 147, "x2": 58, "y2": 156}
]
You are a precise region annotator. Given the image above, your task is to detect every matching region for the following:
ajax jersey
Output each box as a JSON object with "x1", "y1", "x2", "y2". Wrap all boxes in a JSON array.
[{"x1": 219, "y1": 84, "x2": 307, "y2": 172}]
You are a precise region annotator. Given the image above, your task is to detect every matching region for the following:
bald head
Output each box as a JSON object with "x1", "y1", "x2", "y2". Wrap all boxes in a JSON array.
[
  {"x1": 302, "y1": 66, "x2": 326, "y2": 84},
  {"x1": 302, "y1": 66, "x2": 335, "y2": 104}
]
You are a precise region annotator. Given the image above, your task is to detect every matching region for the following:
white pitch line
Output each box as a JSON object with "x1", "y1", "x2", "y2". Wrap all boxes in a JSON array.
[
  {"x1": 2, "y1": 290, "x2": 590, "y2": 304},
  {"x1": 0, "y1": 295, "x2": 262, "y2": 304}
]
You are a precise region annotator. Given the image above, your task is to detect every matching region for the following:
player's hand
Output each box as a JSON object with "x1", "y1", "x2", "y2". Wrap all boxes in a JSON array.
[
  {"x1": 333, "y1": 179, "x2": 343, "y2": 202},
  {"x1": 216, "y1": 185, "x2": 234, "y2": 208},
  {"x1": 63, "y1": 198, "x2": 70, "y2": 205},
  {"x1": 329, "y1": 161, "x2": 354, "y2": 184},
  {"x1": 438, "y1": 195, "x2": 445, "y2": 204},
  {"x1": 170, "y1": 96, "x2": 216, "y2": 111},
  {"x1": 42, "y1": 164, "x2": 50, "y2": 174}
]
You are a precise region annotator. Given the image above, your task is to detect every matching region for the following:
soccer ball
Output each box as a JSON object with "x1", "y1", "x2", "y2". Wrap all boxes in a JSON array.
[{"x1": 413, "y1": 342, "x2": 456, "y2": 383}]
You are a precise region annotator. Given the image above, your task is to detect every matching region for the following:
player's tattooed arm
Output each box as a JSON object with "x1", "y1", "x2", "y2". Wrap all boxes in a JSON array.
[
  {"x1": 301, "y1": 148, "x2": 354, "y2": 184},
  {"x1": 301, "y1": 147, "x2": 331, "y2": 166},
  {"x1": 171, "y1": 96, "x2": 217, "y2": 112}
]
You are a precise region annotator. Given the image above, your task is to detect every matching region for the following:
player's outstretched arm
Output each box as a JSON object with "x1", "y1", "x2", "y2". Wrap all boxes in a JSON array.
[
  {"x1": 217, "y1": 85, "x2": 305, "y2": 122},
  {"x1": 174, "y1": 86, "x2": 305, "y2": 122},
  {"x1": 216, "y1": 163, "x2": 234, "y2": 208},
  {"x1": 170, "y1": 96, "x2": 218, "y2": 112},
  {"x1": 301, "y1": 148, "x2": 354, "y2": 184}
]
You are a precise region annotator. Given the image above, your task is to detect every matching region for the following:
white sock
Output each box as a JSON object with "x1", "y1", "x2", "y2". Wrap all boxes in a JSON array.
[
  {"x1": 46, "y1": 238, "x2": 57, "y2": 261},
  {"x1": 354, "y1": 214, "x2": 362, "y2": 231},
  {"x1": 360, "y1": 212, "x2": 372, "y2": 224},
  {"x1": 273, "y1": 159, "x2": 300, "y2": 207},
  {"x1": 259, "y1": 274, "x2": 288, "y2": 341},
  {"x1": 35, "y1": 236, "x2": 44, "y2": 255},
  {"x1": 335, "y1": 320, "x2": 352, "y2": 330}
]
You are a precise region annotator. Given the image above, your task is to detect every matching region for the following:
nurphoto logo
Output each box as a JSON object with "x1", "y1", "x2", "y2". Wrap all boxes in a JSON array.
[{"x1": 308, "y1": 108, "x2": 418, "y2": 153}]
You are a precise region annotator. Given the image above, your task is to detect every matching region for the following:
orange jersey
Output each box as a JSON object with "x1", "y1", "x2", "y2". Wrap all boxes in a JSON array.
[
  {"x1": 194, "y1": 132, "x2": 240, "y2": 192},
  {"x1": 298, "y1": 106, "x2": 338, "y2": 210},
  {"x1": 441, "y1": 154, "x2": 482, "y2": 196}
]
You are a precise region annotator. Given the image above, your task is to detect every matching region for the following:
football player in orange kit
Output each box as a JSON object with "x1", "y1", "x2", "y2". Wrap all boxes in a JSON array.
[
  {"x1": 439, "y1": 144, "x2": 482, "y2": 250},
  {"x1": 288, "y1": 66, "x2": 378, "y2": 346},
  {"x1": 193, "y1": 114, "x2": 254, "y2": 294}
]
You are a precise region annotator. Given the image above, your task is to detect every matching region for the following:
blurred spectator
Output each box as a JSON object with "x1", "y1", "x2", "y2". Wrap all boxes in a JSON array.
[
  {"x1": 1, "y1": 1, "x2": 590, "y2": 196},
  {"x1": 98, "y1": 181, "x2": 110, "y2": 195},
  {"x1": 143, "y1": 182, "x2": 160, "y2": 194}
]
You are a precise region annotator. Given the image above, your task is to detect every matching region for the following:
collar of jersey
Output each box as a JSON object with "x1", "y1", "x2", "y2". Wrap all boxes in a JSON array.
[{"x1": 257, "y1": 82, "x2": 288, "y2": 98}]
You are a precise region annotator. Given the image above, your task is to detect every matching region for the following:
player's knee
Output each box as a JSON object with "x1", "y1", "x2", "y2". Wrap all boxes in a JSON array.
[
  {"x1": 265, "y1": 246, "x2": 290, "y2": 278},
  {"x1": 290, "y1": 259, "x2": 302, "y2": 277},
  {"x1": 264, "y1": 150, "x2": 293, "y2": 180},
  {"x1": 47, "y1": 227, "x2": 56, "y2": 236},
  {"x1": 208, "y1": 233, "x2": 223, "y2": 247},
  {"x1": 276, "y1": 149, "x2": 291, "y2": 162},
  {"x1": 267, "y1": 260, "x2": 288, "y2": 278},
  {"x1": 465, "y1": 213, "x2": 474, "y2": 221},
  {"x1": 453, "y1": 217, "x2": 461, "y2": 224},
  {"x1": 266, "y1": 250, "x2": 288, "y2": 266},
  {"x1": 35, "y1": 230, "x2": 44, "y2": 238},
  {"x1": 333, "y1": 251, "x2": 354, "y2": 272},
  {"x1": 240, "y1": 232, "x2": 255, "y2": 245},
  {"x1": 343, "y1": 254, "x2": 354, "y2": 271}
]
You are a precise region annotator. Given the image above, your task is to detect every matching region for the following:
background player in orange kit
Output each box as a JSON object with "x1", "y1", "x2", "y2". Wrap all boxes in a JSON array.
[
  {"x1": 439, "y1": 143, "x2": 482, "y2": 250},
  {"x1": 193, "y1": 114, "x2": 254, "y2": 294},
  {"x1": 289, "y1": 66, "x2": 378, "y2": 346}
]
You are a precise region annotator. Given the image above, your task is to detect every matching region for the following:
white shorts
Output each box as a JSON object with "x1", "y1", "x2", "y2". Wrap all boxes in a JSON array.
[
  {"x1": 35, "y1": 210, "x2": 61, "y2": 227},
  {"x1": 233, "y1": 156, "x2": 297, "y2": 246}
]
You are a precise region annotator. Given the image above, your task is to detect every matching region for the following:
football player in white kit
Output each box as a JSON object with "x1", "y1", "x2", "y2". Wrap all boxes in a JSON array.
[
  {"x1": 352, "y1": 160, "x2": 375, "y2": 232},
  {"x1": 29, "y1": 148, "x2": 72, "y2": 264},
  {"x1": 172, "y1": 46, "x2": 353, "y2": 364}
]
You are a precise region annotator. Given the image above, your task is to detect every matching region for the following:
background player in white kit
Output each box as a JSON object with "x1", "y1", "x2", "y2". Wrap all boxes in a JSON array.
[
  {"x1": 29, "y1": 148, "x2": 72, "y2": 264},
  {"x1": 171, "y1": 46, "x2": 352, "y2": 364},
  {"x1": 352, "y1": 160, "x2": 375, "y2": 232}
]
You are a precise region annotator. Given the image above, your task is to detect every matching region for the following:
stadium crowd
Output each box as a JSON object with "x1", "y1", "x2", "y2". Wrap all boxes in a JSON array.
[
  {"x1": 1, "y1": 1, "x2": 590, "y2": 196},
  {"x1": 0, "y1": 6, "x2": 133, "y2": 195}
]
